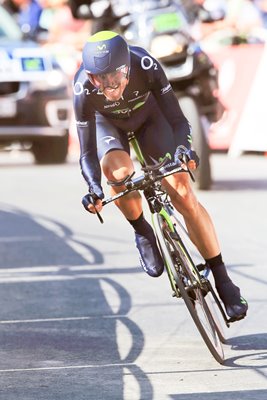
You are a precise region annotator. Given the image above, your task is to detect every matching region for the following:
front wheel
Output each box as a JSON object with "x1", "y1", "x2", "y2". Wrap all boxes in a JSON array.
[{"x1": 153, "y1": 213, "x2": 224, "y2": 364}]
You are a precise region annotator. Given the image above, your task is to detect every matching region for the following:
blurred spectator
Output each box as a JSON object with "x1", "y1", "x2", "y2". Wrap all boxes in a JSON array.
[
  {"x1": 38, "y1": 0, "x2": 91, "y2": 50},
  {"x1": 3, "y1": 0, "x2": 43, "y2": 38},
  {"x1": 191, "y1": 0, "x2": 263, "y2": 39},
  {"x1": 37, "y1": 0, "x2": 92, "y2": 77},
  {"x1": 226, "y1": 0, "x2": 263, "y2": 33},
  {"x1": 254, "y1": 0, "x2": 267, "y2": 28},
  {"x1": 188, "y1": 0, "x2": 228, "y2": 39}
]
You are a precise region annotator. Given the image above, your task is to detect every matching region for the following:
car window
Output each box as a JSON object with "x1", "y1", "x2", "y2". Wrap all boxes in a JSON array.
[{"x1": 0, "y1": 6, "x2": 22, "y2": 40}]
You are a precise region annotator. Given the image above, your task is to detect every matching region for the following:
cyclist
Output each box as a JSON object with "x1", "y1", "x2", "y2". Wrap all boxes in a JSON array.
[{"x1": 73, "y1": 30, "x2": 248, "y2": 321}]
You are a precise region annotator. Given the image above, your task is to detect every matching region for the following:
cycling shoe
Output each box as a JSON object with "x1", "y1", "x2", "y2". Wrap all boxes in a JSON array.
[
  {"x1": 135, "y1": 232, "x2": 164, "y2": 277},
  {"x1": 216, "y1": 280, "x2": 248, "y2": 321}
]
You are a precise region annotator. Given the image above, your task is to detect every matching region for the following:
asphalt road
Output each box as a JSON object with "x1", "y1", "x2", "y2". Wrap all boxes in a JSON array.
[{"x1": 0, "y1": 151, "x2": 266, "y2": 400}]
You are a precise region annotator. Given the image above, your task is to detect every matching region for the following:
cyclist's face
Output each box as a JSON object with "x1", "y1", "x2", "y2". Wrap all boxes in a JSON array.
[{"x1": 89, "y1": 67, "x2": 129, "y2": 101}]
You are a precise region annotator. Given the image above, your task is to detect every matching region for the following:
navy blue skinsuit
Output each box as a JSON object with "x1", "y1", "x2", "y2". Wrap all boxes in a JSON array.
[{"x1": 73, "y1": 45, "x2": 192, "y2": 197}]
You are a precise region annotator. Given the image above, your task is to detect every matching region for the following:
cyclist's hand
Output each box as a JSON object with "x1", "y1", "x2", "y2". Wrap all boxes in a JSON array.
[
  {"x1": 176, "y1": 146, "x2": 199, "y2": 170},
  {"x1": 181, "y1": 149, "x2": 199, "y2": 171},
  {"x1": 187, "y1": 160, "x2": 197, "y2": 171},
  {"x1": 187, "y1": 150, "x2": 199, "y2": 170},
  {"x1": 82, "y1": 193, "x2": 103, "y2": 214}
]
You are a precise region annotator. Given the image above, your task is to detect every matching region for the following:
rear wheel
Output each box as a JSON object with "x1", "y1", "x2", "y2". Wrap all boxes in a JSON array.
[{"x1": 154, "y1": 214, "x2": 224, "y2": 364}]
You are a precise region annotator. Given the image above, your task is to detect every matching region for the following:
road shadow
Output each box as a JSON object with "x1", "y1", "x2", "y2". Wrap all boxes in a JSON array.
[
  {"x1": 227, "y1": 333, "x2": 267, "y2": 352},
  {"x1": 224, "y1": 333, "x2": 267, "y2": 368},
  {"x1": 0, "y1": 206, "x2": 153, "y2": 399},
  {"x1": 0, "y1": 205, "x2": 103, "y2": 269},
  {"x1": 168, "y1": 334, "x2": 267, "y2": 400}
]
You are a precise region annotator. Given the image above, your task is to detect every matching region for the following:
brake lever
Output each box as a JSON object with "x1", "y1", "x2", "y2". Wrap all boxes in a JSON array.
[
  {"x1": 88, "y1": 192, "x2": 104, "y2": 224},
  {"x1": 95, "y1": 207, "x2": 104, "y2": 224},
  {"x1": 187, "y1": 167, "x2": 195, "y2": 182}
]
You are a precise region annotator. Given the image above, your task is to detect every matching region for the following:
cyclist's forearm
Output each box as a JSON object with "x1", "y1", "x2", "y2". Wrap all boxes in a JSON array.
[{"x1": 80, "y1": 153, "x2": 102, "y2": 190}]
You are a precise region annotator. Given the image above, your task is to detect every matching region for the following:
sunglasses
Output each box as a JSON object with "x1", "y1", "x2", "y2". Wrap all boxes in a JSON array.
[{"x1": 88, "y1": 67, "x2": 128, "y2": 90}]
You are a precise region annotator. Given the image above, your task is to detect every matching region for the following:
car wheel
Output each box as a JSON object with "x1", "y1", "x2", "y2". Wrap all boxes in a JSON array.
[{"x1": 32, "y1": 131, "x2": 69, "y2": 164}]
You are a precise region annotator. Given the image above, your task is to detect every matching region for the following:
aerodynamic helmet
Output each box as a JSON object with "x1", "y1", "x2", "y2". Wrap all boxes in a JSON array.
[{"x1": 82, "y1": 31, "x2": 130, "y2": 75}]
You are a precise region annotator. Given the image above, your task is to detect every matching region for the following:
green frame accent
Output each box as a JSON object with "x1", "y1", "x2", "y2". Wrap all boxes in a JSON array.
[
  {"x1": 159, "y1": 208, "x2": 175, "y2": 232},
  {"x1": 129, "y1": 135, "x2": 146, "y2": 166}
]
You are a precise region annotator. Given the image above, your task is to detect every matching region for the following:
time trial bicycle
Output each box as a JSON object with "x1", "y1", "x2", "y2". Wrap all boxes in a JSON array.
[{"x1": 92, "y1": 131, "x2": 236, "y2": 364}]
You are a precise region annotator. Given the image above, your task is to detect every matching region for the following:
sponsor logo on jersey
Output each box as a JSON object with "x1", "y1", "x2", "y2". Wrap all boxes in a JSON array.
[
  {"x1": 159, "y1": 153, "x2": 172, "y2": 163},
  {"x1": 128, "y1": 92, "x2": 150, "y2": 103},
  {"x1": 73, "y1": 82, "x2": 91, "y2": 96},
  {"x1": 102, "y1": 136, "x2": 116, "y2": 144},
  {"x1": 161, "y1": 83, "x2": 172, "y2": 95},
  {"x1": 104, "y1": 101, "x2": 120, "y2": 109},
  {"x1": 112, "y1": 108, "x2": 130, "y2": 115}
]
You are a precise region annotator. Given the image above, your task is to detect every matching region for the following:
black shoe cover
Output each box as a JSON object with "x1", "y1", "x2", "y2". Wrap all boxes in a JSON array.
[{"x1": 135, "y1": 232, "x2": 164, "y2": 277}]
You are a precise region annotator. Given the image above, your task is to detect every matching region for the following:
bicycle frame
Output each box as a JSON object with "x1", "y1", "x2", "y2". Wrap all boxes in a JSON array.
[
  {"x1": 128, "y1": 132, "x2": 231, "y2": 327},
  {"x1": 100, "y1": 131, "x2": 231, "y2": 329}
]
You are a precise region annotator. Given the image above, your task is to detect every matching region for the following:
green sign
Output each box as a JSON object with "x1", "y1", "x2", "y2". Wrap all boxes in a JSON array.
[
  {"x1": 21, "y1": 57, "x2": 45, "y2": 72},
  {"x1": 152, "y1": 13, "x2": 183, "y2": 33}
]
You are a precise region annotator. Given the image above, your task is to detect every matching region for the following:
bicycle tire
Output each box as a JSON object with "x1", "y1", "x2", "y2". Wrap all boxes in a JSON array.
[
  {"x1": 166, "y1": 209, "x2": 228, "y2": 344},
  {"x1": 204, "y1": 292, "x2": 227, "y2": 344},
  {"x1": 153, "y1": 213, "x2": 225, "y2": 364}
]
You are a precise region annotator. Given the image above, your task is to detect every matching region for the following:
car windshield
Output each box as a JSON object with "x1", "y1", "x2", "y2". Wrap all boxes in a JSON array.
[{"x1": 0, "y1": 6, "x2": 22, "y2": 40}]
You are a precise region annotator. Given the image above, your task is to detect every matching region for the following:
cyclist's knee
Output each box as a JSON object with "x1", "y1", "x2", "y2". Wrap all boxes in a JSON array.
[
  {"x1": 101, "y1": 151, "x2": 133, "y2": 182},
  {"x1": 104, "y1": 165, "x2": 132, "y2": 182}
]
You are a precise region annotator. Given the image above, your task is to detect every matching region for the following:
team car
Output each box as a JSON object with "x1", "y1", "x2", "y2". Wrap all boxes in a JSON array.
[{"x1": 0, "y1": 5, "x2": 72, "y2": 163}]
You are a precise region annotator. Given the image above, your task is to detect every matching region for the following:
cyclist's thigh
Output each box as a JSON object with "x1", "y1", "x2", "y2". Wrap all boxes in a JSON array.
[
  {"x1": 136, "y1": 106, "x2": 177, "y2": 165},
  {"x1": 96, "y1": 112, "x2": 130, "y2": 161}
]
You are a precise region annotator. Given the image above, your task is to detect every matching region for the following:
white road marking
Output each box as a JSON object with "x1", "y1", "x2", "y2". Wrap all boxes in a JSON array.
[
  {"x1": 0, "y1": 363, "x2": 132, "y2": 373},
  {"x1": 0, "y1": 315, "x2": 125, "y2": 324}
]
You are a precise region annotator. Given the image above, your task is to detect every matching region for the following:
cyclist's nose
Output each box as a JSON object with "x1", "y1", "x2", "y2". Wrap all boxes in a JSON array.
[{"x1": 103, "y1": 75, "x2": 118, "y2": 88}]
